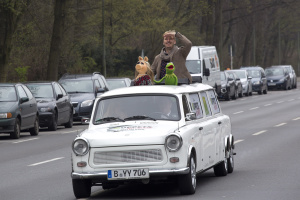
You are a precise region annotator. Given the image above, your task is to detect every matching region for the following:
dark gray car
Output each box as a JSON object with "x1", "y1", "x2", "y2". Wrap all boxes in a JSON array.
[
  {"x1": 25, "y1": 82, "x2": 73, "y2": 131},
  {"x1": 0, "y1": 83, "x2": 39, "y2": 139},
  {"x1": 59, "y1": 72, "x2": 109, "y2": 124},
  {"x1": 240, "y1": 66, "x2": 268, "y2": 95}
]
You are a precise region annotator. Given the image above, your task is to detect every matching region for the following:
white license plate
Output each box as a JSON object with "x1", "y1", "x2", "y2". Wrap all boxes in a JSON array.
[
  {"x1": 268, "y1": 83, "x2": 276, "y2": 86},
  {"x1": 107, "y1": 168, "x2": 149, "y2": 180}
]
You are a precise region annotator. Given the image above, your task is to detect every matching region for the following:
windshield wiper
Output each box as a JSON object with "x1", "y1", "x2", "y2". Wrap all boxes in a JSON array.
[
  {"x1": 95, "y1": 117, "x2": 125, "y2": 123},
  {"x1": 124, "y1": 115, "x2": 156, "y2": 121}
]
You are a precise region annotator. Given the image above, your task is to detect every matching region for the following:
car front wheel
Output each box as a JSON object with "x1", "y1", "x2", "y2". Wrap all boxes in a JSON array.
[
  {"x1": 48, "y1": 111, "x2": 57, "y2": 131},
  {"x1": 178, "y1": 154, "x2": 196, "y2": 195},
  {"x1": 65, "y1": 109, "x2": 73, "y2": 128},
  {"x1": 10, "y1": 118, "x2": 21, "y2": 139},
  {"x1": 72, "y1": 179, "x2": 91, "y2": 199},
  {"x1": 214, "y1": 150, "x2": 228, "y2": 177}
]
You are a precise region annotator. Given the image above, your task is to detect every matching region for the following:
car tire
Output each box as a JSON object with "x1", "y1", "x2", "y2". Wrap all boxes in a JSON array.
[
  {"x1": 214, "y1": 150, "x2": 228, "y2": 177},
  {"x1": 72, "y1": 179, "x2": 91, "y2": 199},
  {"x1": 29, "y1": 115, "x2": 39, "y2": 136},
  {"x1": 10, "y1": 118, "x2": 21, "y2": 139},
  {"x1": 227, "y1": 145, "x2": 234, "y2": 173},
  {"x1": 178, "y1": 155, "x2": 196, "y2": 195},
  {"x1": 65, "y1": 109, "x2": 73, "y2": 128},
  {"x1": 48, "y1": 111, "x2": 57, "y2": 131},
  {"x1": 263, "y1": 87, "x2": 267, "y2": 94},
  {"x1": 232, "y1": 89, "x2": 237, "y2": 100}
]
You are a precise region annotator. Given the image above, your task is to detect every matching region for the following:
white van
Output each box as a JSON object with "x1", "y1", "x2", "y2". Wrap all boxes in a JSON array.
[{"x1": 186, "y1": 46, "x2": 221, "y2": 96}]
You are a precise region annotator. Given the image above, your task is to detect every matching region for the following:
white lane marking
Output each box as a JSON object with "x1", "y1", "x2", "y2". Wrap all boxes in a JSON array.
[
  {"x1": 276, "y1": 101, "x2": 284, "y2": 104},
  {"x1": 13, "y1": 138, "x2": 39, "y2": 144},
  {"x1": 253, "y1": 130, "x2": 267, "y2": 136},
  {"x1": 293, "y1": 117, "x2": 300, "y2": 121},
  {"x1": 264, "y1": 103, "x2": 272, "y2": 106},
  {"x1": 233, "y1": 111, "x2": 244, "y2": 115},
  {"x1": 249, "y1": 107, "x2": 259, "y2": 110},
  {"x1": 234, "y1": 139, "x2": 244, "y2": 144},
  {"x1": 61, "y1": 130, "x2": 82, "y2": 134},
  {"x1": 28, "y1": 157, "x2": 64, "y2": 166},
  {"x1": 288, "y1": 99, "x2": 295, "y2": 102},
  {"x1": 274, "y1": 123, "x2": 287, "y2": 127}
]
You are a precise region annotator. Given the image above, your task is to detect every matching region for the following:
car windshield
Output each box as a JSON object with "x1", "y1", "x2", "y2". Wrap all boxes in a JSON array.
[
  {"x1": 247, "y1": 70, "x2": 261, "y2": 78},
  {"x1": 107, "y1": 79, "x2": 127, "y2": 90},
  {"x1": 60, "y1": 80, "x2": 93, "y2": 93},
  {"x1": 0, "y1": 86, "x2": 17, "y2": 101},
  {"x1": 94, "y1": 95, "x2": 180, "y2": 124},
  {"x1": 186, "y1": 60, "x2": 201, "y2": 74},
  {"x1": 233, "y1": 71, "x2": 246, "y2": 78},
  {"x1": 26, "y1": 84, "x2": 54, "y2": 98},
  {"x1": 265, "y1": 68, "x2": 284, "y2": 76}
]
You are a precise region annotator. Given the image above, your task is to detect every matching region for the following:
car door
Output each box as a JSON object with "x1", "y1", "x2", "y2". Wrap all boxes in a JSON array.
[
  {"x1": 53, "y1": 83, "x2": 67, "y2": 123},
  {"x1": 16, "y1": 85, "x2": 34, "y2": 129}
]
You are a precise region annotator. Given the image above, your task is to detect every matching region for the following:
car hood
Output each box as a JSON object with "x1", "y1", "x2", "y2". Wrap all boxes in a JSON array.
[
  {"x1": 0, "y1": 102, "x2": 17, "y2": 112},
  {"x1": 267, "y1": 75, "x2": 284, "y2": 80},
  {"x1": 79, "y1": 121, "x2": 180, "y2": 147},
  {"x1": 69, "y1": 93, "x2": 95, "y2": 102}
]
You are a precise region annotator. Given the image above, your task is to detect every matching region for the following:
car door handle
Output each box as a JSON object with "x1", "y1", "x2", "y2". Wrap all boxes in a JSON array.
[
  {"x1": 218, "y1": 121, "x2": 222, "y2": 125},
  {"x1": 199, "y1": 127, "x2": 203, "y2": 130}
]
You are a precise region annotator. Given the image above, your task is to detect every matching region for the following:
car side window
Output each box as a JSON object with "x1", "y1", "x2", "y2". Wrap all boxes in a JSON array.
[
  {"x1": 98, "y1": 77, "x2": 105, "y2": 88},
  {"x1": 54, "y1": 83, "x2": 63, "y2": 96},
  {"x1": 182, "y1": 95, "x2": 189, "y2": 118},
  {"x1": 17, "y1": 86, "x2": 28, "y2": 98},
  {"x1": 58, "y1": 84, "x2": 67, "y2": 96},
  {"x1": 200, "y1": 91, "x2": 212, "y2": 116},
  {"x1": 207, "y1": 90, "x2": 220, "y2": 114},
  {"x1": 188, "y1": 93, "x2": 203, "y2": 119},
  {"x1": 22, "y1": 85, "x2": 33, "y2": 99}
]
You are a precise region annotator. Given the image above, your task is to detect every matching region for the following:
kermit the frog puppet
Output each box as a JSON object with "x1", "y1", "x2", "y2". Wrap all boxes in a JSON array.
[{"x1": 154, "y1": 62, "x2": 178, "y2": 85}]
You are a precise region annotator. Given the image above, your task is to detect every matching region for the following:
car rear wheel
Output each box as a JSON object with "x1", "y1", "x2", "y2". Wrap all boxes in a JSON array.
[
  {"x1": 48, "y1": 111, "x2": 57, "y2": 131},
  {"x1": 227, "y1": 145, "x2": 234, "y2": 173},
  {"x1": 29, "y1": 115, "x2": 39, "y2": 136},
  {"x1": 65, "y1": 109, "x2": 73, "y2": 128},
  {"x1": 214, "y1": 150, "x2": 228, "y2": 177},
  {"x1": 178, "y1": 154, "x2": 196, "y2": 195},
  {"x1": 10, "y1": 118, "x2": 21, "y2": 139},
  {"x1": 72, "y1": 179, "x2": 91, "y2": 199}
]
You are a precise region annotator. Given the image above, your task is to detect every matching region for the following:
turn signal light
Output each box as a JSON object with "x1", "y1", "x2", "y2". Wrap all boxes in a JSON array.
[
  {"x1": 170, "y1": 157, "x2": 179, "y2": 163},
  {"x1": 77, "y1": 161, "x2": 87, "y2": 167}
]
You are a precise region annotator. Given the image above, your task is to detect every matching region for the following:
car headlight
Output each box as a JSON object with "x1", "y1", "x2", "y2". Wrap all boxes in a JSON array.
[
  {"x1": 221, "y1": 84, "x2": 226, "y2": 88},
  {"x1": 279, "y1": 78, "x2": 285, "y2": 82},
  {"x1": 40, "y1": 107, "x2": 52, "y2": 112},
  {"x1": 0, "y1": 113, "x2": 12, "y2": 119},
  {"x1": 165, "y1": 134, "x2": 182, "y2": 152},
  {"x1": 253, "y1": 81, "x2": 261, "y2": 85},
  {"x1": 72, "y1": 138, "x2": 90, "y2": 156},
  {"x1": 81, "y1": 100, "x2": 94, "y2": 107}
]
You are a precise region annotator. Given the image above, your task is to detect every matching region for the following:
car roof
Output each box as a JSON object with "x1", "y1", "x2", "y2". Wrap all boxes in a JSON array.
[
  {"x1": 25, "y1": 81, "x2": 55, "y2": 84},
  {"x1": 0, "y1": 83, "x2": 22, "y2": 86},
  {"x1": 59, "y1": 72, "x2": 102, "y2": 80},
  {"x1": 99, "y1": 83, "x2": 213, "y2": 98}
]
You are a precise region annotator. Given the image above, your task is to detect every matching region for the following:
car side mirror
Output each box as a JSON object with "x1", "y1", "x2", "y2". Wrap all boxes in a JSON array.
[
  {"x1": 96, "y1": 88, "x2": 105, "y2": 93},
  {"x1": 185, "y1": 112, "x2": 196, "y2": 121},
  {"x1": 57, "y1": 94, "x2": 63, "y2": 100},
  {"x1": 20, "y1": 97, "x2": 29, "y2": 103},
  {"x1": 236, "y1": 77, "x2": 240, "y2": 81},
  {"x1": 204, "y1": 68, "x2": 210, "y2": 76}
]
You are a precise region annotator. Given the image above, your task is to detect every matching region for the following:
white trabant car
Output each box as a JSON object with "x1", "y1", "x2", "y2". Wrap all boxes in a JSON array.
[{"x1": 71, "y1": 83, "x2": 235, "y2": 198}]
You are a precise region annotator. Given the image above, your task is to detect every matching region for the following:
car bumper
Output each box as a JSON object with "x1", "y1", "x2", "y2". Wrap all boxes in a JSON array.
[
  {"x1": 267, "y1": 82, "x2": 286, "y2": 89},
  {"x1": 0, "y1": 118, "x2": 15, "y2": 133},
  {"x1": 71, "y1": 167, "x2": 189, "y2": 180},
  {"x1": 73, "y1": 105, "x2": 93, "y2": 124},
  {"x1": 252, "y1": 84, "x2": 262, "y2": 92},
  {"x1": 38, "y1": 112, "x2": 53, "y2": 127}
]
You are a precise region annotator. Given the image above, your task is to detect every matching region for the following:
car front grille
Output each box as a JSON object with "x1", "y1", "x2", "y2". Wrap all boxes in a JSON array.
[
  {"x1": 72, "y1": 102, "x2": 78, "y2": 107},
  {"x1": 93, "y1": 149, "x2": 163, "y2": 165}
]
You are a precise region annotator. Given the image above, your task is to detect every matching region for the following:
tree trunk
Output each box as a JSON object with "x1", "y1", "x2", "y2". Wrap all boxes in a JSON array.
[{"x1": 46, "y1": 0, "x2": 66, "y2": 81}]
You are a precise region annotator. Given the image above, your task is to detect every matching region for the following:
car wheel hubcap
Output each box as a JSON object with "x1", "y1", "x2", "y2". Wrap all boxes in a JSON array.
[{"x1": 191, "y1": 157, "x2": 196, "y2": 188}]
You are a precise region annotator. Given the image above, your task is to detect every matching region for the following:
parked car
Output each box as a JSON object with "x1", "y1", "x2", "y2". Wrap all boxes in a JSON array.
[
  {"x1": 106, "y1": 77, "x2": 131, "y2": 90},
  {"x1": 59, "y1": 72, "x2": 109, "y2": 124},
  {"x1": 71, "y1": 83, "x2": 234, "y2": 198},
  {"x1": 280, "y1": 65, "x2": 297, "y2": 89},
  {"x1": 25, "y1": 81, "x2": 73, "y2": 131},
  {"x1": 240, "y1": 66, "x2": 268, "y2": 94},
  {"x1": 0, "y1": 83, "x2": 39, "y2": 139},
  {"x1": 220, "y1": 71, "x2": 237, "y2": 100},
  {"x1": 265, "y1": 66, "x2": 292, "y2": 90},
  {"x1": 230, "y1": 69, "x2": 253, "y2": 96},
  {"x1": 225, "y1": 70, "x2": 243, "y2": 98}
]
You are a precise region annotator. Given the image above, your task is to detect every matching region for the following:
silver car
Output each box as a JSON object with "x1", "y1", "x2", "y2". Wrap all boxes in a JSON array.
[{"x1": 230, "y1": 69, "x2": 253, "y2": 96}]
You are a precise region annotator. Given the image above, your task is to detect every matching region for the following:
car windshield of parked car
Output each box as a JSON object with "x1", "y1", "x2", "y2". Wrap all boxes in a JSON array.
[
  {"x1": 60, "y1": 80, "x2": 93, "y2": 93},
  {"x1": 107, "y1": 80, "x2": 127, "y2": 90},
  {"x1": 186, "y1": 60, "x2": 201, "y2": 74},
  {"x1": 26, "y1": 84, "x2": 54, "y2": 98},
  {"x1": 0, "y1": 86, "x2": 17, "y2": 101},
  {"x1": 247, "y1": 70, "x2": 261, "y2": 78},
  {"x1": 265, "y1": 68, "x2": 284, "y2": 76},
  {"x1": 94, "y1": 95, "x2": 180, "y2": 124},
  {"x1": 233, "y1": 71, "x2": 246, "y2": 78}
]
